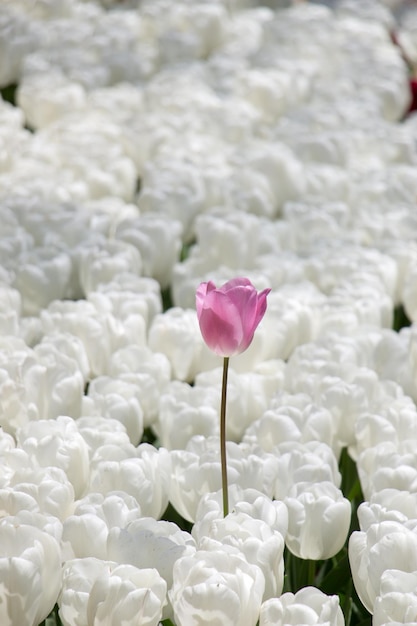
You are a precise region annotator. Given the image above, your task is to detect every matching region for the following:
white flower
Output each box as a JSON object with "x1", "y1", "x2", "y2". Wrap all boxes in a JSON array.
[
  {"x1": 357, "y1": 490, "x2": 417, "y2": 529},
  {"x1": 148, "y1": 307, "x2": 208, "y2": 382},
  {"x1": 107, "y1": 517, "x2": 196, "y2": 619},
  {"x1": 92, "y1": 274, "x2": 162, "y2": 329},
  {"x1": 273, "y1": 441, "x2": 342, "y2": 500},
  {"x1": 106, "y1": 346, "x2": 171, "y2": 428},
  {"x1": 10, "y1": 464, "x2": 75, "y2": 521},
  {"x1": 193, "y1": 486, "x2": 288, "y2": 543},
  {"x1": 76, "y1": 416, "x2": 131, "y2": 458},
  {"x1": 373, "y1": 570, "x2": 417, "y2": 626},
  {"x1": 86, "y1": 563, "x2": 167, "y2": 626},
  {"x1": 78, "y1": 239, "x2": 142, "y2": 295},
  {"x1": 243, "y1": 394, "x2": 340, "y2": 457},
  {"x1": 13, "y1": 245, "x2": 73, "y2": 315},
  {"x1": 89, "y1": 443, "x2": 170, "y2": 519},
  {"x1": 155, "y1": 380, "x2": 219, "y2": 450},
  {"x1": 16, "y1": 415, "x2": 90, "y2": 498},
  {"x1": 357, "y1": 441, "x2": 417, "y2": 501},
  {"x1": 349, "y1": 520, "x2": 417, "y2": 614},
  {"x1": 0, "y1": 517, "x2": 62, "y2": 626},
  {"x1": 59, "y1": 558, "x2": 167, "y2": 626},
  {"x1": 260, "y1": 586, "x2": 344, "y2": 626},
  {"x1": 82, "y1": 376, "x2": 144, "y2": 445},
  {"x1": 285, "y1": 481, "x2": 351, "y2": 560},
  {"x1": 169, "y1": 436, "x2": 278, "y2": 522},
  {"x1": 40, "y1": 299, "x2": 143, "y2": 377},
  {"x1": 115, "y1": 214, "x2": 182, "y2": 288},
  {"x1": 62, "y1": 491, "x2": 142, "y2": 560},
  {"x1": 169, "y1": 549, "x2": 265, "y2": 626},
  {"x1": 198, "y1": 511, "x2": 285, "y2": 600},
  {"x1": 195, "y1": 364, "x2": 286, "y2": 442}
]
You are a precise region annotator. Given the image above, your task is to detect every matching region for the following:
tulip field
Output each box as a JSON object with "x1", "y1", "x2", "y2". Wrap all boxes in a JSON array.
[{"x1": 1, "y1": 0, "x2": 417, "y2": 625}]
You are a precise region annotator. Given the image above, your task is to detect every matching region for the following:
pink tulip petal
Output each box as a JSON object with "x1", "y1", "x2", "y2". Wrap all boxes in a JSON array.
[
  {"x1": 199, "y1": 290, "x2": 244, "y2": 356},
  {"x1": 196, "y1": 281, "x2": 216, "y2": 318}
]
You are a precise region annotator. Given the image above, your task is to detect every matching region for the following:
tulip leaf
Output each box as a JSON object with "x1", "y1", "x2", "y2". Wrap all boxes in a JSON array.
[
  {"x1": 319, "y1": 552, "x2": 351, "y2": 595},
  {"x1": 160, "y1": 620, "x2": 176, "y2": 626},
  {"x1": 393, "y1": 303, "x2": 411, "y2": 331},
  {"x1": 0, "y1": 83, "x2": 17, "y2": 105},
  {"x1": 161, "y1": 286, "x2": 174, "y2": 311}
]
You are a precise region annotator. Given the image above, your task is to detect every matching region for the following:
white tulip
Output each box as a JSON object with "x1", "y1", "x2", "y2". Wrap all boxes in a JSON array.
[
  {"x1": 260, "y1": 586, "x2": 344, "y2": 626},
  {"x1": 0, "y1": 518, "x2": 61, "y2": 626},
  {"x1": 193, "y1": 485, "x2": 288, "y2": 543},
  {"x1": 89, "y1": 443, "x2": 170, "y2": 519},
  {"x1": 59, "y1": 558, "x2": 167, "y2": 626},
  {"x1": 17, "y1": 415, "x2": 90, "y2": 498},
  {"x1": 373, "y1": 570, "x2": 417, "y2": 626},
  {"x1": 107, "y1": 517, "x2": 196, "y2": 619},
  {"x1": 76, "y1": 416, "x2": 131, "y2": 458},
  {"x1": 82, "y1": 376, "x2": 144, "y2": 445},
  {"x1": 243, "y1": 397, "x2": 339, "y2": 457},
  {"x1": 148, "y1": 308, "x2": 205, "y2": 382},
  {"x1": 86, "y1": 563, "x2": 167, "y2": 626},
  {"x1": 156, "y1": 380, "x2": 219, "y2": 450},
  {"x1": 285, "y1": 481, "x2": 351, "y2": 559},
  {"x1": 169, "y1": 549, "x2": 265, "y2": 626},
  {"x1": 273, "y1": 441, "x2": 341, "y2": 500},
  {"x1": 349, "y1": 520, "x2": 417, "y2": 613},
  {"x1": 198, "y1": 511, "x2": 285, "y2": 600},
  {"x1": 10, "y1": 464, "x2": 74, "y2": 521},
  {"x1": 169, "y1": 436, "x2": 278, "y2": 522}
]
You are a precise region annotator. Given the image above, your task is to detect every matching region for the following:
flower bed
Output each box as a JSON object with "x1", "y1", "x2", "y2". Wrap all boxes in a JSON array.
[{"x1": 1, "y1": 0, "x2": 417, "y2": 624}]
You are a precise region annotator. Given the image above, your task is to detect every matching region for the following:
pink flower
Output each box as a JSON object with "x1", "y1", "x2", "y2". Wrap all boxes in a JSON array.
[{"x1": 196, "y1": 277, "x2": 271, "y2": 357}]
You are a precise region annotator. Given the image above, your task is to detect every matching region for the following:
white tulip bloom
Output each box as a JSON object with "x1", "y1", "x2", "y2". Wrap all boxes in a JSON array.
[
  {"x1": 82, "y1": 376, "x2": 144, "y2": 445},
  {"x1": 260, "y1": 586, "x2": 344, "y2": 626},
  {"x1": 349, "y1": 520, "x2": 417, "y2": 614},
  {"x1": 155, "y1": 380, "x2": 219, "y2": 450},
  {"x1": 0, "y1": 518, "x2": 62, "y2": 626},
  {"x1": 285, "y1": 481, "x2": 351, "y2": 560},
  {"x1": 17, "y1": 415, "x2": 90, "y2": 498},
  {"x1": 115, "y1": 214, "x2": 183, "y2": 288},
  {"x1": 93, "y1": 274, "x2": 162, "y2": 329},
  {"x1": 357, "y1": 441, "x2": 417, "y2": 501},
  {"x1": 198, "y1": 511, "x2": 285, "y2": 600},
  {"x1": 107, "y1": 345, "x2": 171, "y2": 427},
  {"x1": 169, "y1": 549, "x2": 265, "y2": 626},
  {"x1": 244, "y1": 398, "x2": 339, "y2": 457},
  {"x1": 40, "y1": 299, "x2": 143, "y2": 378},
  {"x1": 169, "y1": 436, "x2": 278, "y2": 522},
  {"x1": 273, "y1": 441, "x2": 342, "y2": 500},
  {"x1": 148, "y1": 307, "x2": 207, "y2": 382},
  {"x1": 373, "y1": 570, "x2": 417, "y2": 626},
  {"x1": 194, "y1": 485, "x2": 288, "y2": 540},
  {"x1": 89, "y1": 444, "x2": 170, "y2": 519},
  {"x1": 10, "y1": 464, "x2": 74, "y2": 521},
  {"x1": 87, "y1": 563, "x2": 167, "y2": 626},
  {"x1": 107, "y1": 517, "x2": 196, "y2": 619},
  {"x1": 86, "y1": 290, "x2": 148, "y2": 349},
  {"x1": 59, "y1": 558, "x2": 167, "y2": 626},
  {"x1": 76, "y1": 416, "x2": 131, "y2": 459},
  {"x1": 62, "y1": 491, "x2": 142, "y2": 560},
  {"x1": 358, "y1": 490, "x2": 417, "y2": 529},
  {"x1": 13, "y1": 245, "x2": 73, "y2": 315},
  {"x1": 195, "y1": 364, "x2": 286, "y2": 441}
]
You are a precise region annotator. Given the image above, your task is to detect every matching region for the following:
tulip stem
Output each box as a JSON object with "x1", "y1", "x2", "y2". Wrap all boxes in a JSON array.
[{"x1": 220, "y1": 356, "x2": 230, "y2": 517}]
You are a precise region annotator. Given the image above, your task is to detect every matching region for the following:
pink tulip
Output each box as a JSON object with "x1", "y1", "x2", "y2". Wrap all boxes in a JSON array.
[{"x1": 196, "y1": 277, "x2": 271, "y2": 357}]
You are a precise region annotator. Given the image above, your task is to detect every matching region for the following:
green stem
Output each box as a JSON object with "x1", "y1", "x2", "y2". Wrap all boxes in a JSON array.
[{"x1": 220, "y1": 356, "x2": 230, "y2": 517}]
